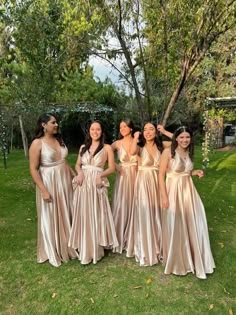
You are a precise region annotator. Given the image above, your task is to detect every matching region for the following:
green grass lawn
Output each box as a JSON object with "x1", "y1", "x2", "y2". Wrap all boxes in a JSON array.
[{"x1": 0, "y1": 148, "x2": 235, "y2": 315}]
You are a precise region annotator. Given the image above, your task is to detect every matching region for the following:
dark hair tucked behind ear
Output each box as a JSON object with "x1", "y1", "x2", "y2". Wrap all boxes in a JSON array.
[
  {"x1": 138, "y1": 121, "x2": 163, "y2": 152},
  {"x1": 32, "y1": 113, "x2": 65, "y2": 146},
  {"x1": 80, "y1": 120, "x2": 105, "y2": 157},
  {"x1": 171, "y1": 126, "x2": 194, "y2": 161}
]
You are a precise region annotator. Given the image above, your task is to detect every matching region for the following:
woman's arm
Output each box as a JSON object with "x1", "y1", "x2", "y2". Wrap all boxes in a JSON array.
[
  {"x1": 73, "y1": 146, "x2": 84, "y2": 185},
  {"x1": 29, "y1": 139, "x2": 51, "y2": 202},
  {"x1": 130, "y1": 131, "x2": 141, "y2": 155},
  {"x1": 158, "y1": 148, "x2": 171, "y2": 209},
  {"x1": 111, "y1": 141, "x2": 118, "y2": 152},
  {"x1": 101, "y1": 144, "x2": 115, "y2": 177},
  {"x1": 191, "y1": 169, "x2": 204, "y2": 178},
  {"x1": 65, "y1": 160, "x2": 76, "y2": 177},
  {"x1": 157, "y1": 124, "x2": 173, "y2": 139},
  {"x1": 96, "y1": 145, "x2": 115, "y2": 188},
  {"x1": 111, "y1": 141, "x2": 123, "y2": 173}
]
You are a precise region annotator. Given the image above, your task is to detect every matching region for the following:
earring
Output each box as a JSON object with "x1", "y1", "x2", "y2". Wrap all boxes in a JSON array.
[{"x1": 43, "y1": 127, "x2": 47, "y2": 133}]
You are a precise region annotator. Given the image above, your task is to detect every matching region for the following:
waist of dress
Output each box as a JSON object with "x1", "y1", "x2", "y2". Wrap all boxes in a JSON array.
[
  {"x1": 138, "y1": 166, "x2": 158, "y2": 171},
  {"x1": 120, "y1": 162, "x2": 137, "y2": 167},
  {"x1": 166, "y1": 171, "x2": 191, "y2": 178},
  {"x1": 82, "y1": 165, "x2": 104, "y2": 172},
  {"x1": 40, "y1": 159, "x2": 65, "y2": 167}
]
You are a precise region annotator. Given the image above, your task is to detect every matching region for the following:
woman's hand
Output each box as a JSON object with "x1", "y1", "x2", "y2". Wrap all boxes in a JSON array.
[
  {"x1": 116, "y1": 165, "x2": 125, "y2": 176},
  {"x1": 161, "y1": 196, "x2": 169, "y2": 210},
  {"x1": 42, "y1": 190, "x2": 52, "y2": 202},
  {"x1": 192, "y1": 169, "x2": 204, "y2": 178},
  {"x1": 96, "y1": 174, "x2": 103, "y2": 188},
  {"x1": 157, "y1": 124, "x2": 165, "y2": 133},
  {"x1": 74, "y1": 170, "x2": 84, "y2": 186},
  {"x1": 134, "y1": 131, "x2": 141, "y2": 140}
]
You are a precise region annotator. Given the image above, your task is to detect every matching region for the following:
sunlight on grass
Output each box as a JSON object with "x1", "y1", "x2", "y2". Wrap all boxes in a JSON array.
[{"x1": 210, "y1": 152, "x2": 236, "y2": 171}]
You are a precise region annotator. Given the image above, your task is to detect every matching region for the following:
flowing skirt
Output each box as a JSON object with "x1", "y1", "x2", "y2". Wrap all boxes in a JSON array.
[
  {"x1": 112, "y1": 164, "x2": 137, "y2": 253},
  {"x1": 162, "y1": 174, "x2": 215, "y2": 279},
  {"x1": 69, "y1": 169, "x2": 118, "y2": 264},
  {"x1": 36, "y1": 162, "x2": 76, "y2": 267},
  {"x1": 126, "y1": 169, "x2": 162, "y2": 266}
]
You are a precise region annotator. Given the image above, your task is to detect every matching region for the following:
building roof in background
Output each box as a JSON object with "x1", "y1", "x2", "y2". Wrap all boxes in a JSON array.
[{"x1": 206, "y1": 97, "x2": 236, "y2": 108}]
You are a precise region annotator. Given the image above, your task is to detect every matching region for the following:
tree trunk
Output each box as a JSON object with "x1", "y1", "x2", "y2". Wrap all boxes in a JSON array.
[
  {"x1": 19, "y1": 115, "x2": 29, "y2": 159},
  {"x1": 162, "y1": 61, "x2": 188, "y2": 126}
]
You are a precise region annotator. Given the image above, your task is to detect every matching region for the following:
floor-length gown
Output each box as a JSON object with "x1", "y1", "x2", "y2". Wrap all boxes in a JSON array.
[
  {"x1": 69, "y1": 148, "x2": 118, "y2": 264},
  {"x1": 162, "y1": 151, "x2": 215, "y2": 279},
  {"x1": 126, "y1": 147, "x2": 162, "y2": 266},
  {"x1": 112, "y1": 145, "x2": 137, "y2": 253},
  {"x1": 36, "y1": 141, "x2": 76, "y2": 267}
]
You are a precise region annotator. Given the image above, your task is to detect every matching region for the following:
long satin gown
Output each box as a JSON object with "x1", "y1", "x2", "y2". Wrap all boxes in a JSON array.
[
  {"x1": 68, "y1": 148, "x2": 118, "y2": 264},
  {"x1": 112, "y1": 145, "x2": 137, "y2": 253},
  {"x1": 126, "y1": 147, "x2": 162, "y2": 266},
  {"x1": 162, "y1": 151, "x2": 215, "y2": 279},
  {"x1": 36, "y1": 141, "x2": 76, "y2": 267}
]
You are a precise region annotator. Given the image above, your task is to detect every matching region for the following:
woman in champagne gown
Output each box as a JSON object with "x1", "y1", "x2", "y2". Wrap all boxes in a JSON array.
[
  {"x1": 111, "y1": 119, "x2": 137, "y2": 253},
  {"x1": 69, "y1": 121, "x2": 118, "y2": 264},
  {"x1": 126, "y1": 122, "x2": 172, "y2": 266},
  {"x1": 29, "y1": 113, "x2": 76, "y2": 267},
  {"x1": 159, "y1": 126, "x2": 215, "y2": 279}
]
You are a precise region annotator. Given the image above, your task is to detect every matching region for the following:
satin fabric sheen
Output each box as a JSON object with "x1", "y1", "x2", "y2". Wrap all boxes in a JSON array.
[
  {"x1": 162, "y1": 151, "x2": 215, "y2": 279},
  {"x1": 126, "y1": 147, "x2": 162, "y2": 266},
  {"x1": 36, "y1": 141, "x2": 77, "y2": 267},
  {"x1": 68, "y1": 148, "x2": 118, "y2": 264},
  {"x1": 112, "y1": 145, "x2": 137, "y2": 253}
]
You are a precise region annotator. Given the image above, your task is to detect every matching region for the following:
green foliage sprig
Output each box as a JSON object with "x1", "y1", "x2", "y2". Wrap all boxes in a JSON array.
[{"x1": 0, "y1": 110, "x2": 8, "y2": 169}]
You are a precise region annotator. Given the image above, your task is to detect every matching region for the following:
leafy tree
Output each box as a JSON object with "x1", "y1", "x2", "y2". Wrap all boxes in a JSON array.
[{"x1": 143, "y1": 0, "x2": 236, "y2": 125}]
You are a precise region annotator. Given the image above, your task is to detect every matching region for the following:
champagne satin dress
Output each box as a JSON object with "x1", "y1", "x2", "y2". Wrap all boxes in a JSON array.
[
  {"x1": 162, "y1": 151, "x2": 215, "y2": 279},
  {"x1": 69, "y1": 148, "x2": 118, "y2": 264},
  {"x1": 112, "y1": 145, "x2": 137, "y2": 253},
  {"x1": 126, "y1": 147, "x2": 162, "y2": 266},
  {"x1": 36, "y1": 141, "x2": 76, "y2": 267}
]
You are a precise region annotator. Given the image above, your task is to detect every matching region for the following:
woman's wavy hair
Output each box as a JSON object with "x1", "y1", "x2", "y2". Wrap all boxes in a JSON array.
[
  {"x1": 33, "y1": 113, "x2": 64, "y2": 146},
  {"x1": 171, "y1": 126, "x2": 194, "y2": 160},
  {"x1": 80, "y1": 120, "x2": 105, "y2": 157},
  {"x1": 117, "y1": 118, "x2": 135, "y2": 139},
  {"x1": 138, "y1": 121, "x2": 163, "y2": 152}
]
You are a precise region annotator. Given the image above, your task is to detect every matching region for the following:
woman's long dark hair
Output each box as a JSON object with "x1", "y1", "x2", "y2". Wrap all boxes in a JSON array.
[
  {"x1": 33, "y1": 113, "x2": 64, "y2": 146},
  {"x1": 118, "y1": 118, "x2": 135, "y2": 139},
  {"x1": 171, "y1": 126, "x2": 194, "y2": 160},
  {"x1": 138, "y1": 121, "x2": 163, "y2": 152},
  {"x1": 80, "y1": 120, "x2": 105, "y2": 157}
]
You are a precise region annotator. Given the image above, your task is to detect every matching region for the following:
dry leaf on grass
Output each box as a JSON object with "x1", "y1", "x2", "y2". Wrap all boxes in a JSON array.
[
  {"x1": 218, "y1": 242, "x2": 224, "y2": 248},
  {"x1": 133, "y1": 286, "x2": 142, "y2": 289},
  {"x1": 224, "y1": 288, "x2": 230, "y2": 295},
  {"x1": 113, "y1": 294, "x2": 118, "y2": 298},
  {"x1": 208, "y1": 304, "x2": 214, "y2": 310},
  {"x1": 90, "y1": 298, "x2": 94, "y2": 304},
  {"x1": 51, "y1": 293, "x2": 57, "y2": 298},
  {"x1": 146, "y1": 293, "x2": 149, "y2": 299},
  {"x1": 146, "y1": 278, "x2": 152, "y2": 284},
  {"x1": 228, "y1": 308, "x2": 233, "y2": 315}
]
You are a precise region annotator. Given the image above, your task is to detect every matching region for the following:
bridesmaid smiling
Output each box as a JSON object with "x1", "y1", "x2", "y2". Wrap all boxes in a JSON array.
[
  {"x1": 29, "y1": 113, "x2": 76, "y2": 267},
  {"x1": 159, "y1": 126, "x2": 215, "y2": 279}
]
